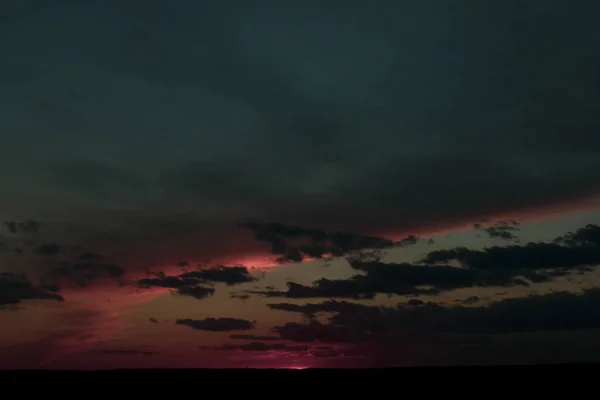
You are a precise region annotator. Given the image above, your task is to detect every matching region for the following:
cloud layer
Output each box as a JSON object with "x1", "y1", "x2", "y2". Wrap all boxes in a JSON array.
[{"x1": 1, "y1": 1, "x2": 599, "y2": 238}]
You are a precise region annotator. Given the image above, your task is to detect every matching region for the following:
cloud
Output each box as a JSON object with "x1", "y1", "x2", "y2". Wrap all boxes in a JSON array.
[
  {"x1": 175, "y1": 285, "x2": 215, "y2": 300},
  {"x1": 179, "y1": 265, "x2": 256, "y2": 285},
  {"x1": 423, "y1": 224, "x2": 600, "y2": 272},
  {"x1": 201, "y1": 342, "x2": 311, "y2": 352},
  {"x1": 244, "y1": 224, "x2": 600, "y2": 300},
  {"x1": 229, "y1": 334, "x2": 281, "y2": 341},
  {"x1": 175, "y1": 318, "x2": 255, "y2": 332},
  {"x1": 1, "y1": 2, "x2": 600, "y2": 251},
  {"x1": 77, "y1": 252, "x2": 104, "y2": 261},
  {"x1": 0, "y1": 271, "x2": 63, "y2": 308},
  {"x1": 474, "y1": 219, "x2": 521, "y2": 240},
  {"x1": 245, "y1": 279, "x2": 436, "y2": 300},
  {"x1": 555, "y1": 224, "x2": 600, "y2": 247},
  {"x1": 137, "y1": 265, "x2": 256, "y2": 300},
  {"x1": 2, "y1": 2, "x2": 600, "y2": 368},
  {"x1": 268, "y1": 300, "x2": 372, "y2": 318},
  {"x1": 266, "y1": 288, "x2": 600, "y2": 346},
  {"x1": 36, "y1": 243, "x2": 61, "y2": 255},
  {"x1": 273, "y1": 321, "x2": 368, "y2": 344},
  {"x1": 137, "y1": 275, "x2": 215, "y2": 300},
  {"x1": 461, "y1": 296, "x2": 481, "y2": 305},
  {"x1": 52, "y1": 262, "x2": 125, "y2": 287},
  {"x1": 238, "y1": 220, "x2": 413, "y2": 263},
  {"x1": 200, "y1": 339, "x2": 364, "y2": 361},
  {"x1": 245, "y1": 260, "x2": 526, "y2": 300},
  {"x1": 98, "y1": 349, "x2": 156, "y2": 356},
  {"x1": 3, "y1": 220, "x2": 40, "y2": 235}
]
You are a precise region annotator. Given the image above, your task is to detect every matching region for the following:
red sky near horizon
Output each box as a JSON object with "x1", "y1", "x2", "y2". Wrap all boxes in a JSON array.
[{"x1": 2, "y1": 199, "x2": 600, "y2": 369}]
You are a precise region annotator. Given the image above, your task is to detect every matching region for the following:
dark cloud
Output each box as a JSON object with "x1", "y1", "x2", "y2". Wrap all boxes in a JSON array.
[
  {"x1": 175, "y1": 285, "x2": 215, "y2": 300},
  {"x1": 238, "y1": 220, "x2": 409, "y2": 263},
  {"x1": 137, "y1": 265, "x2": 256, "y2": 300},
  {"x1": 249, "y1": 224, "x2": 600, "y2": 300},
  {"x1": 555, "y1": 224, "x2": 600, "y2": 247},
  {"x1": 273, "y1": 321, "x2": 368, "y2": 344},
  {"x1": 137, "y1": 274, "x2": 215, "y2": 300},
  {"x1": 201, "y1": 342, "x2": 310, "y2": 352},
  {"x1": 246, "y1": 279, "x2": 436, "y2": 301},
  {"x1": 268, "y1": 288, "x2": 600, "y2": 344},
  {"x1": 138, "y1": 276, "x2": 199, "y2": 289},
  {"x1": 77, "y1": 252, "x2": 103, "y2": 261},
  {"x1": 52, "y1": 261, "x2": 124, "y2": 287},
  {"x1": 246, "y1": 260, "x2": 526, "y2": 300},
  {"x1": 176, "y1": 317, "x2": 255, "y2": 332},
  {"x1": 461, "y1": 296, "x2": 481, "y2": 305},
  {"x1": 199, "y1": 341, "x2": 356, "y2": 359},
  {"x1": 99, "y1": 349, "x2": 156, "y2": 356},
  {"x1": 423, "y1": 224, "x2": 600, "y2": 272},
  {"x1": 268, "y1": 300, "x2": 373, "y2": 318},
  {"x1": 229, "y1": 334, "x2": 281, "y2": 341},
  {"x1": 36, "y1": 243, "x2": 61, "y2": 255},
  {"x1": 234, "y1": 225, "x2": 600, "y2": 301},
  {"x1": 0, "y1": 271, "x2": 63, "y2": 307},
  {"x1": 475, "y1": 220, "x2": 521, "y2": 240},
  {"x1": 139, "y1": 265, "x2": 256, "y2": 288},
  {"x1": 1, "y1": 2, "x2": 599, "y2": 243},
  {"x1": 3, "y1": 220, "x2": 40, "y2": 235},
  {"x1": 180, "y1": 265, "x2": 256, "y2": 285},
  {"x1": 332, "y1": 289, "x2": 600, "y2": 335},
  {"x1": 230, "y1": 293, "x2": 250, "y2": 301},
  {"x1": 238, "y1": 225, "x2": 600, "y2": 299}
]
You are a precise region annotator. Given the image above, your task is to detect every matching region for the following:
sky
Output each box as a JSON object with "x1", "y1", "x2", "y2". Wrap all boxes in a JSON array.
[{"x1": 1, "y1": 0, "x2": 600, "y2": 369}]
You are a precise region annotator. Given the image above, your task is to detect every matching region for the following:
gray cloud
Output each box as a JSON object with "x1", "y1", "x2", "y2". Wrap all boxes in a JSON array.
[{"x1": 0, "y1": 1, "x2": 598, "y2": 240}]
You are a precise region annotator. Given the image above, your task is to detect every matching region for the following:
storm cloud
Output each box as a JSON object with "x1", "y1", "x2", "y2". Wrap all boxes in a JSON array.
[{"x1": 0, "y1": 1, "x2": 598, "y2": 242}]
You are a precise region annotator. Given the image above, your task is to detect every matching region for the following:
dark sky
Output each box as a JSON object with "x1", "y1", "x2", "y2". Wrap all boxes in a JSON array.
[
  {"x1": 1, "y1": 1, "x2": 600, "y2": 369},
  {"x1": 1, "y1": 1, "x2": 598, "y2": 230}
]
